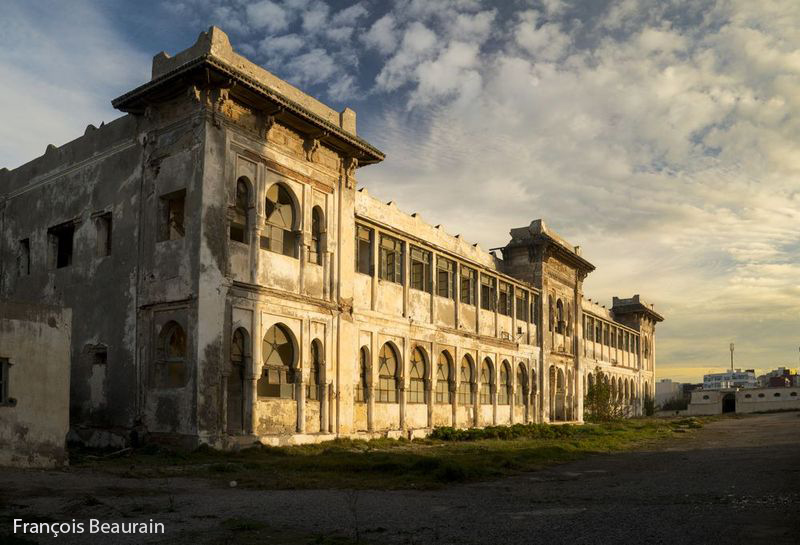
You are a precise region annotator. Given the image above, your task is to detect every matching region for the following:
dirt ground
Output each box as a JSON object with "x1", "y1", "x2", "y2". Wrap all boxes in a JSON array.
[{"x1": 3, "y1": 412, "x2": 799, "y2": 544}]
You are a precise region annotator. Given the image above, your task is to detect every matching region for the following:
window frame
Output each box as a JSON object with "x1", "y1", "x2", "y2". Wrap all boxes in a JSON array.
[
  {"x1": 436, "y1": 256, "x2": 456, "y2": 299},
  {"x1": 458, "y1": 356, "x2": 475, "y2": 405},
  {"x1": 263, "y1": 183, "x2": 299, "y2": 258},
  {"x1": 355, "y1": 224, "x2": 374, "y2": 275},
  {"x1": 480, "y1": 275, "x2": 496, "y2": 311},
  {"x1": 379, "y1": 234, "x2": 404, "y2": 284},
  {"x1": 435, "y1": 351, "x2": 453, "y2": 404},
  {"x1": 498, "y1": 282, "x2": 512, "y2": 317},
  {"x1": 376, "y1": 343, "x2": 399, "y2": 403},
  {"x1": 408, "y1": 347, "x2": 427, "y2": 404},
  {"x1": 460, "y1": 266, "x2": 476, "y2": 305},
  {"x1": 410, "y1": 246, "x2": 432, "y2": 293},
  {"x1": 258, "y1": 323, "x2": 297, "y2": 399}
]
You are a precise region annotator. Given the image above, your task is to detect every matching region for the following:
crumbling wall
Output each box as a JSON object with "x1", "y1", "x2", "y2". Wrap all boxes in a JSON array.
[{"x1": 0, "y1": 303, "x2": 71, "y2": 467}]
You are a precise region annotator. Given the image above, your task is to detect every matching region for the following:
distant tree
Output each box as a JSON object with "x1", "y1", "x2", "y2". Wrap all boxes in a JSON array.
[
  {"x1": 661, "y1": 396, "x2": 688, "y2": 411},
  {"x1": 584, "y1": 367, "x2": 626, "y2": 422},
  {"x1": 643, "y1": 393, "x2": 655, "y2": 416}
]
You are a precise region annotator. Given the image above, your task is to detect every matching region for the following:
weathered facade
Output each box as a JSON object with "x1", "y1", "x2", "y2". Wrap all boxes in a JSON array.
[
  {"x1": 0, "y1": 303, "x2": 71, "y2": 466},
  {"x1": 0, "y1": 28, "x2": 662, "y2": 448}
]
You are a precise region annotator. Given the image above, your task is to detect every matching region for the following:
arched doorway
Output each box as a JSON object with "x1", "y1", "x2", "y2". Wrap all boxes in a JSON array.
[{"x1": 722, "y1": 393, "x2": 736, "y2": 413}]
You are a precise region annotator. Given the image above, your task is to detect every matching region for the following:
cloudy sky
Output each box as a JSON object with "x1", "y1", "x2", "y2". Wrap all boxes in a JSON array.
[{"x1": 2, "y1": 0, "x2": 798, "y2": 382}]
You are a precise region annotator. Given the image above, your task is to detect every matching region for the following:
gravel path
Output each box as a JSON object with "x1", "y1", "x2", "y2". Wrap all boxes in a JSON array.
[{"x1": 3, "y1": 412, "x2": 799, "y2": 544}]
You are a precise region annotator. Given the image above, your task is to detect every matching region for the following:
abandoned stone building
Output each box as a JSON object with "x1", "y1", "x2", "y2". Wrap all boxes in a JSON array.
[{"x1": 0, "y1": 28, "x2": 662, "y2": 449}]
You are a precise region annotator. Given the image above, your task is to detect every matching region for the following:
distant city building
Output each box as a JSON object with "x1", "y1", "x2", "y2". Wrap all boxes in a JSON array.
[
  {"x1": 757, "y1": 367, "x2": 797, "y2": 388},
  {"x1": 702, "y1": 369, "x2": 757, "y2": 390},
  {"x1": 655, "y1": 378, "x2": 683, "y2": 407}
]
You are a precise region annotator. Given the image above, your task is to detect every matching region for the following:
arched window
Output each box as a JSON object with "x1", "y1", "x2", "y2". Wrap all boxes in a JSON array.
[
  {"x1": 459, "y1": 355, "x2": 475, "y2": 405},
  {"x1": 309, "y1": 206, "x2": 324, "y2": 265},
  {"x1": 377, "y1": 343, "x2": 399, "y2": 403},
  {"x1": 515, "y1": 364, "x2": 527, "y2": 405},
  {"x1": 644, "y1": 336, "x2": 650, "y2": 359},
  {"x1": 556, "y1": 299, "x2": 565, "y2": 334},
  {"x1": 355, "y1": 347, "x2": 369, "y2": 403},
  {"x1": 231, "y1": 328, "x2": 247, "y2": 370},
  {"x1": 307, "y1": 340, "x2": 322, "y2": 401},
  {"x1": 258, "y1": 324, "x2": 296, "y2": 398},
  {"x1": 156, "y1": 321, "x2": 187, "y2": 388},
  {"x1": 230, "y1": 177, "x2": 250, "y2": 243},
  {"x1": 263, "y1": 183, "x2": 298, "y2": 258},
  {"x1": 408, "y1": 347, "x2": 427, "y2": 404},
  {"x1": 566, "y1": 304, "x2": 572, "y2": 336},
  {"x1": 436, "y1": 351, "x2": 453, "y2": 404},
  {"x1": 548, "y1": 296, "x2": 554, "y2": 332},
  {"x1": 480, "y1": 358, "x2": 494, "y2": 405},
  {"x1": 498, "y1": 361, "x2": 511, "y2": 405}
]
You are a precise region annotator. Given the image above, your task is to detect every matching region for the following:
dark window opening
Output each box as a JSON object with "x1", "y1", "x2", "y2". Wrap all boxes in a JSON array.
[
  {"x1": 155, "y1": 321, "x2": 187, "y2": 388},
  {"x1": 355, "y1": 224, "x2": 373, "y2": 275},
  {"x1": 480, "y1": 275, "x2": 496, "y2": 311},
  {"x1": 307, "y1": 341, "x2": 322, "y2": 400},
  {"x1": 0, "y1": 358, "x2": 14, "y2": 406},
  {"x1": 355, "y1": 347, "x2": 369, "y2": 403},
  {"x1": 159, "y1": 189, "x2": 186, "y2": 241},
  {"x1": 516, "y1": 292, "x2": 528, "y2": 321},
  {"x1": 309, "y1": 207, "x2": 324, "y2": 265},
  {"x1": 48, "y1": 222, "x2": 75, "y2": 269},
  {"x1": 18, "y1": 238, "x2": 30, "y2": 276},
  {"x1": 230, "y1": 178, "x2": 250, "y2": 243}
]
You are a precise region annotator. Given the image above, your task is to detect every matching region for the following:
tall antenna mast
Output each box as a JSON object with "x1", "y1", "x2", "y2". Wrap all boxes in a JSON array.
[{"x1": 730, "y1": 343, "x2": 734, "y2": 372}]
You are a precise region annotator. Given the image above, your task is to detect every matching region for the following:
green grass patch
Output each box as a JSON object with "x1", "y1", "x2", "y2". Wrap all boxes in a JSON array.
[{"x1": 71, "y1": 417, "x2": 710, "y2": 490}]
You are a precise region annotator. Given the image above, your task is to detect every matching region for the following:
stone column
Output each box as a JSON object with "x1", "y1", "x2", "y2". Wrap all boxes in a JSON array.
[
  {"x1": 220, "y1": 373, "x2": 229, "y2": 436},
  {"x1": 320, "y1": 380, "x2": 329, "y2": 433},
  {"x1": 367, "y1": 335, "x2": 376, "y2": 432},
  {"x1": 472, "y1": 380, "x2": 479, "y2": 427},
  {"x1": 322, "y1": 250, "x2": 331, "y2": 300},
  {"x1": 249, "y1": 311, "x2": 263, "y2": 435},
  {"x1": 296, "y1": 372, "x2": 306, "y2": 434}
]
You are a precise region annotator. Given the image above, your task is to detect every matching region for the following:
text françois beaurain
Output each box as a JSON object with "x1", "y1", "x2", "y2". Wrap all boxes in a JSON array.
[{"x1": 14, "y1": 519, "x2": 165, "y2": 538}]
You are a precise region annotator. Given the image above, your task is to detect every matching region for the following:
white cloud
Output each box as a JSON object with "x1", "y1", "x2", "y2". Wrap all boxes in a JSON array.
[
  {"x1": 375, "y1": 22, "x2": 438, "y2": 91},
  {"x1": 362, "y1": 14, "x2": 398, "y2": 55},
  {"x1": 260, "y1": 33, "x2": 305, "y2": 57},
  {"x1": 288, "y1": 47, "x2": 336, "y2": 85},
  {"x1": 0, "y1": 0, "x2": 148, "y2": 169},
  {"x1": 246, "y1": 0, "x2": 290, "y2": 34},
  {"x1": 361, "y1": 0, "x2": 800, "y2": 379},
  {"x1": 301, "y1": 1, "x2": 329, "y2": 32},
  {"x1": 331, "y1": 3, "x2": 368, "y2": 26},
  {"x1": 514, "y1": 10, "x2": 571, "y2": 62}
]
